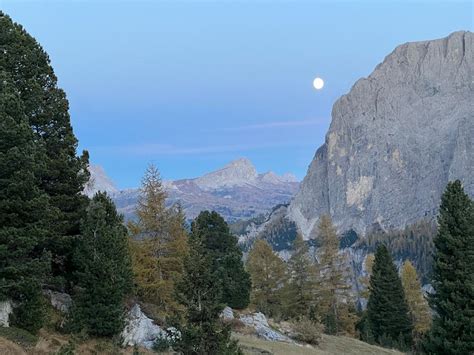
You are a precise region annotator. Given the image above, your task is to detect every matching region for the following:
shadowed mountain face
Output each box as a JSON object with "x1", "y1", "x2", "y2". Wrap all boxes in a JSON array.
[
  {"x1": 289, "y1": 31, "x2": 473, "y2": 238},
  {"x1": 86, "y1": 158, "x2": 299, "y2": 222}
]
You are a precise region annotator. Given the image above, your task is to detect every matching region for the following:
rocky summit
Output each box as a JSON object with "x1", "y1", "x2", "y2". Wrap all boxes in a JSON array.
[
  {"x1": 86, "y1": 158, "x2": 299, "y2": 222},
  {"x1": 289, "y1": 31, "x2": 473, "y2": 238}
]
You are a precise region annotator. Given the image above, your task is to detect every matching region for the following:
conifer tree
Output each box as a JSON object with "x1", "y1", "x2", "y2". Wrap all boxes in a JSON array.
[
  {"x1": 0, "y1": 12, "x2": 90, "y2": 286},
  {"x1": 367, "y1": 245, "x2": 413, "y2": 350},
  {"x1": 128, "y1": 164, "x2": 188, "y2": 315},
  {"x1": 400, "y1": 260, "x2": 431, "y2": 339},
  {"x1": 285, "y1": 234, "x2": 317, "y2": 319},
  {"x1": 174, "y1": 230, "x2": 241, "y2": 355},
  {"x1": 423, "y1": 180, "x2": 474, "y2": 354},
  {"x1": 246, "y1": 240, "x2": 287, "y2": 317},
  {"x1": 0, "y1": 73, "x2": 50, "y2": 333},
  {"x1": 316, "y1": 215, "x2": 355, "y2": 335},
  {"x1": 162, "y1": 203, "x2": 189, "y2": 284},
  {"x1": 191, "y1": 211, "x2": 250, "y2": 309},
  {"x1": 72, "y1": 192, "x2": 133, "y2": 337}
]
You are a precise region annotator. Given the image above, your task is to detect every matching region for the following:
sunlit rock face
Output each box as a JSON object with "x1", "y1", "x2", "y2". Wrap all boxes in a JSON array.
[{"x1": 289, "y1": 31, "x2": 474, "y2": 238}]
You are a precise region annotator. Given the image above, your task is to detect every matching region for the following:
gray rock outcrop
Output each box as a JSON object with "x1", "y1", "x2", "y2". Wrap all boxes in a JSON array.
[
  {"x1": 121, "y1": 304, "x2": 173, "y2": 349},
  {"x1": 43, "y1": 290, "x2": 72, "y2": 313},
  {"x1": 240, "y1": 312, "x2": 292, "y2": 342},
  {"x1": 220, "y1": 306, "x2": 234, "y2": 321},
  {"x1": 0, "y1": 300, "x2": 13, "y2": 327},
  {"x1": 289, "y1": 31, "x2": 474, "y2": 237}
]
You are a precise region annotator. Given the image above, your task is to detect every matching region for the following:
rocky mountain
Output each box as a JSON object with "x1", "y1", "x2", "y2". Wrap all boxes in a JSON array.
[
  {"x1": 84, "y1": 165, "x2": 118, "y2": 196},
  {"x1": 289, "y1": 31, "x2": 473, "y2": 239},
  {"x1": 86, "y1": 158, "x2": 299, "y2": 222},
  {"x1": 235, "y1": 32, "x2": 473, "y2": 297}
]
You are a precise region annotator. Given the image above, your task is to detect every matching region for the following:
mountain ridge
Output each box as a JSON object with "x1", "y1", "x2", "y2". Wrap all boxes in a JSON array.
[{"x1": 86, "y1": 158, "x2": 299, "y2": 221}]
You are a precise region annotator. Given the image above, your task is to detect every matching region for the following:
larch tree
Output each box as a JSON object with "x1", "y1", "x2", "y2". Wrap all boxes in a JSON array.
[
  {"x1": 316, "y1": 215, "x2": 355, "y2": 335},
  {"x1": 0, "y1": 73, "x2": 51, "y2": 333},
  {"x1": 358, "y1": 253, "x2": 375, "y2": 300},
  {"x1": 367, "y1": 245, "x2": 413, "y2": 350},
  {"x1": 285, "y1": 233, "x2": 318, "y2": 319},
  {"x1": 128, "y1": 164, "x2": 188, "y2": 315},
  {"x1": 355, "y1": 253, "x2": 375, "y2": 342},
  {"x1": 423, "y1": 180, "x2": 474, "y2": 355},
  {"x1": 72, "y1": 192, "x2": 133, "y2": 337},
  {"x1": 400, "y1": 260, "x2": 431, "y2": 339},
  {"x1": 246, "y1": 239, "x2": 287, "y2": 317},
  {"x1": 0, "y1": 12, "x2": 90, "y2": 287}
]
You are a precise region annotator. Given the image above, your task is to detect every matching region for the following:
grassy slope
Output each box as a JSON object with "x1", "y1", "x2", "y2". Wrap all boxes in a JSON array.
[
  {"x1": 0, "y1": 329, "x2": 155, "y2": 355},
  {"x1": 234, "y1": 333, "x2": 404, "y2": 355},
  {"x1": 0, "y1": 328, "x2": 402, "y2": 354}
]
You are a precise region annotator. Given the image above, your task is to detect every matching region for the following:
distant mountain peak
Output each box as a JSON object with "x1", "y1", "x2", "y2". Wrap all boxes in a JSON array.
[
  {"x1": 281, "y1": 173, "x2": 298, "y2": 183},
  {"x1": 86, "y1": 158, "x2": 300, "y2": 221},
  {"x1": 84, "y1": 164, "x2": 118, "y2": 197},
  {"x1": 195, "y1": 158, "x2": 258, "y2": 190}
]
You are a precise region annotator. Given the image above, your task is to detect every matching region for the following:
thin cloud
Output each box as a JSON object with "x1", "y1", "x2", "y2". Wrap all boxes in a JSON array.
[
  {"x1": 91, "y1": 141, "x2": 315, "y2": 157},
  {"x1": 209, "y1": 118, "x2": 328, "y2": 132}
]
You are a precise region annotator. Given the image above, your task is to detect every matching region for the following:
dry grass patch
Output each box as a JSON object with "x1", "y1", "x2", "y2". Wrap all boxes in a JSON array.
[{"x1": 233, "y1": 332, "x2": 405, "y2": 355}]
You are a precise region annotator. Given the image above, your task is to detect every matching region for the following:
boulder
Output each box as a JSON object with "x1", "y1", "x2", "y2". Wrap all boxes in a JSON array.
[
  {"x1": 239, "y1": 312, "x2": 291, "y2": 343},
  {"x1": 43, "y1": 290, "x2": 72, "y2": 313},
  {"x1": 121, "y1": 304, "x2": 173, "y2": 349},
  {"x1": 240, "y1": 312, "x2": 269, "y2": 328},
  {"x1": 0, "y1": 300, "x2": 13, "y2": 327},
  {"x1": 220, "y1": 306, "x2": 234, "y2": 321}
]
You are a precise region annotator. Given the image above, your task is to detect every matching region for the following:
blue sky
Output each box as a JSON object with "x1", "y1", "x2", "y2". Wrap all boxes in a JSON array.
[{"x1": 2, "y1": 1, "x2": 472, "y2": 188}]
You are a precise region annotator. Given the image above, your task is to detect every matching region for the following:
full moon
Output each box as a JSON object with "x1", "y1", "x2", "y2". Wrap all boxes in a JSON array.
[{"x1": 313, "y1": 77, "x2": 324, "y2": 90}]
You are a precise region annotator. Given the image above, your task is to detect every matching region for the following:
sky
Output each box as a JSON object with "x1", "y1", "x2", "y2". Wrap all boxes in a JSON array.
[{"x1": 1, "y1": 0, "x2": 472, "y2": 188}]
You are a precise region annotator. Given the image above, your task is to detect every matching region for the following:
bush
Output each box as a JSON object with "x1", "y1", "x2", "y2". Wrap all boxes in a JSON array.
[
  {"x1": 56, "y1": 341, "x2": 76, "y2": 355},
  {"x1": 291, "y1": 317, "x2": 323, "y2": 345},
  {"x1": 152, "y1": 337, "x2": 173, "y2": 352}
]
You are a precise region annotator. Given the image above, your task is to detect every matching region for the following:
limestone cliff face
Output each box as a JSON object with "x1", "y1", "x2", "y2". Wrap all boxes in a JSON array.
[{"x1": 289, "y1": 31, "x2": 474, "y2": 238}]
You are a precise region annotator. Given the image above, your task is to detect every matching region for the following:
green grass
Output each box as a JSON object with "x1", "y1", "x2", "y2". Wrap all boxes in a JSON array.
[
  {"x1": 233, "y1": 333, "x2": 404, "y2": 355},
  {"x1": 0, "y1": 326, "x2": 38, "y2": 348}
]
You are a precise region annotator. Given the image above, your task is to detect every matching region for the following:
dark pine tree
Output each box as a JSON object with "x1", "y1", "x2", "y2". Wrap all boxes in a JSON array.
[
  {"x1": 423, "y1": 180, "x2": 474, "y2": 355},
  {"x1": 191, "y1": 211, "x2": 251, "y2": 309},
  {"x1": 366, "y1": 245, "x2": 413, "y2": 350},
  {"x1": 174, "y1": 233, "x2": 242, "y2": 355},
  {"x1": 0, "y1": 12, "x2": 90, "y2": 286},
  {"x1": 71, "y1": 193, "x2": 133, "y2": 337},
  {"x1": 0, "y1": 74, "x2": 51, "y2": 333}
]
